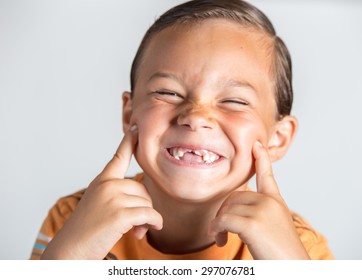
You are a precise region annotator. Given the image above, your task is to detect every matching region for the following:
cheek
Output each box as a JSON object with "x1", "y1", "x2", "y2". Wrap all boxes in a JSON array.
[
  {"x1": 132, "y1": 103, "x2": 160, "y2": 134},
  {"x1": 225, "y1": 116, "x2": 264, "y2": 150},
  {"x1": 133, "y1": 106, "x2": 169, "y2": 163},
  {"x1": 223, "y1": 115, "x2": 267, "y2": 171},
  {"x1": 137, "y1": 106, "x2": 170, "y2": 140},
  {"x1": 232, "y1": 127, "x2": 256, "y2": 166},
  {"x1": 134, "y1": 124, "x2": 158, "y2": 174}
]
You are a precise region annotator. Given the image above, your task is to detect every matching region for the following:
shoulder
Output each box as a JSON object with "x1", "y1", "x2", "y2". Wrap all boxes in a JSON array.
[
  {"x1": 291, "y1": 211, "x2": 334, "y2": 259},
  {"x1": 30, "y1": 188, "x2": 87, "y2": 259},
  {"x1": 41, "y1": 188, "x2": 87, "y2": 234},
  {"x1": 50, "y1": 189, "x2": 86, "y2": 218}
]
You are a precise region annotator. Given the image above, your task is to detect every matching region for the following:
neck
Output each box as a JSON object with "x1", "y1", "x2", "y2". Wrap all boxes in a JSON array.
[
  {"x1": 147, "y1": 200, "x2": 219, "y2": 254},
  {"x1": 144, "y1": 176, "x2": 226, "y2": 254}
]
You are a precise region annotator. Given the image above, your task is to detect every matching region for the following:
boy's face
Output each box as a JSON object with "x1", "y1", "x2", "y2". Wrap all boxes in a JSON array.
[{"x1": 125, "y1": 19, "x2": 279, "y2": 202}]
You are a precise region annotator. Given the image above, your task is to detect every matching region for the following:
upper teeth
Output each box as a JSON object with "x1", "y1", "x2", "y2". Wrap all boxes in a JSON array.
[{"x1": 169, "y1": 147, "x2": 220, "y2": 163}]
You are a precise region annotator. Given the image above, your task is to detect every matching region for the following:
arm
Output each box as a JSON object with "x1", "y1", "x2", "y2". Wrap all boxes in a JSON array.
[
  {"x1": 41, "y1": 126, "x2": 163, "y2": 259},
  {"x1": 209, "y1": 141, "x2": 310, "y2": 260}
]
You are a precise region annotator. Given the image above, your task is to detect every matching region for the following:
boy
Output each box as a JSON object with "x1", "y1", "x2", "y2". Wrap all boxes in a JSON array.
[{"x1": 31, "y1": 0, "x2": 333, "y2": 259}]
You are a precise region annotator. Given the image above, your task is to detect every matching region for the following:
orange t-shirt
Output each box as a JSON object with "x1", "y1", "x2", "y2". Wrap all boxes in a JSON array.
[{"x1": 30, "y1": 173, "x2": 334, "y2": 260}]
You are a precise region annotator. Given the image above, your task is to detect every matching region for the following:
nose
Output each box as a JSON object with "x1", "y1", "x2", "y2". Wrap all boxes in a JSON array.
[{"x1": 177, "y1": 104, "x2": 216, "y2": 131}]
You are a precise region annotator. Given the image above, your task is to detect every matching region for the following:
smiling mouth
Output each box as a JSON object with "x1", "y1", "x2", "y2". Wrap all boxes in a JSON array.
[{"x1": 167, "y1": 147, "x2": 221, "y2": 164}]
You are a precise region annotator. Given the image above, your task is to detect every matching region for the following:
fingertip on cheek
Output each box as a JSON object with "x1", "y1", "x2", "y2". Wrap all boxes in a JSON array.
[
  {"x1": 253, "y1": 140, "x2": 266, "y2": 157},
  {"x1": 254, "y1": 141, "x2": 267, "y2": 153},
  {"x1": 255, "y1": 140, "x2": 263, "y2": 148},
  {"x1": 129, "y1": 124, "x2": 138, "y2": 132}
]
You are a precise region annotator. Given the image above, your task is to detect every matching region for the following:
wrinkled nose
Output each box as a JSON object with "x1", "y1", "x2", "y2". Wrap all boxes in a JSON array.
[{"x1": 177, "y1": 105, "x2": 216, "y2": 131}]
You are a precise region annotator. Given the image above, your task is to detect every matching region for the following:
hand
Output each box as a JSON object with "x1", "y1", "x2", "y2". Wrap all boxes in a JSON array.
[
  {"x1": 209, "y1": 141, "x2": 309, "y2": 259},
  {"x1": 41, "y1": 125, "x2": 163, "y2": 259}
]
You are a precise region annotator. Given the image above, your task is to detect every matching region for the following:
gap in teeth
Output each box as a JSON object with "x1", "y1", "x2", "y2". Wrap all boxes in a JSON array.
[{"x1": 169, "y1": 147, "x2": 219, "y2": 163}]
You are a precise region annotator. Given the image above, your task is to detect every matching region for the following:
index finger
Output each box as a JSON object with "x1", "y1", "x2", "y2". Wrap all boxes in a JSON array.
[
  {"x1": 101, "y1": 124, "x2": 138, "y2": 179},
  {"x1": 252, "y1": 141, "x2": 280, "y2": 196}
]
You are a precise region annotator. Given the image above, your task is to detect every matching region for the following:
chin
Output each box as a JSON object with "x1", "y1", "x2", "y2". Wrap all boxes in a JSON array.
[{"x1": 159, "y1": 174, "x2": 241, "y2": 203}]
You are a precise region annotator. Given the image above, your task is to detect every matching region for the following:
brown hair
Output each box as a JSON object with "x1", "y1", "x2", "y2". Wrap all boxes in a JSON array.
[{"x1": 130, "y1": 0, "x2": 293, "y2": 117}]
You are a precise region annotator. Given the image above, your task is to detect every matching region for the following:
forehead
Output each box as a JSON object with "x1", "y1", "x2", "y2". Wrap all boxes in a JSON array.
[{"x1": 137, "y1": 19, "x2": 275, "y2": 98}]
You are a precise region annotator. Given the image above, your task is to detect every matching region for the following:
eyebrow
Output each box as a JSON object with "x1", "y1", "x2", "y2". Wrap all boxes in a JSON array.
[
  {"x1": 147, "y1": 71, "x2": 183, "y2": 84},
  {"x1": 221, "y1": 79, "x2": 257, "y2": 93},
  {"x1": 147, "y1": 71, "x2": 257, "y2": 93}
]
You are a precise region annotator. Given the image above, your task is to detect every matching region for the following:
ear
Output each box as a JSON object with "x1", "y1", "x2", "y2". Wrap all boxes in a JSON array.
[
  {"x1": 122, "y1": 91, "x2": 133, "y2": 133},
  {"x1": 267, "y1": 115, "x2": 298, "y2": 162}
]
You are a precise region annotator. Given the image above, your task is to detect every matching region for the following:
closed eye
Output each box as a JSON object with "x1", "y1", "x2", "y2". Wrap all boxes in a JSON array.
[
  {"x1": 150, "y1": 90, "x2": 184, "y2": 104},
  {"x1": 154, "y1": 90, "x2": 182, "y2": 98},
  {"x1": 222, "y1": 99, "x2": 249, "y2": 106}
]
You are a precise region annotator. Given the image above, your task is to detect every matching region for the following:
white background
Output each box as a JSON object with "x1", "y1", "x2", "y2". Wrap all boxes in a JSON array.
[{"x1": 0, "y1": 0, "x2": 361, "y2": 259}]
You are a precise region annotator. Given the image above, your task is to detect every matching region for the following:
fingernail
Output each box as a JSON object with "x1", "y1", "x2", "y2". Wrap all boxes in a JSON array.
[
  {"x1": 129, "y1": 124, "x2": 138, "y2": 132},
  {"x1": 255, "y1": 141, "x2": 263, "y2": 147}
]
